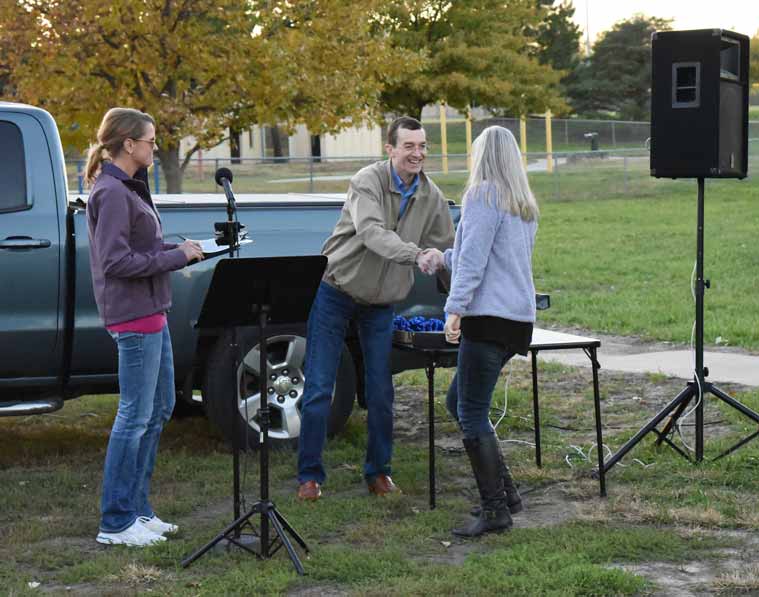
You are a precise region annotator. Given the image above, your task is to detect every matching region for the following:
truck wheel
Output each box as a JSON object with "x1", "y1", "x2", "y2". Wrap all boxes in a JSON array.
[{"x1": 203, "y1": 330, "x2": 356, "y2": 450}]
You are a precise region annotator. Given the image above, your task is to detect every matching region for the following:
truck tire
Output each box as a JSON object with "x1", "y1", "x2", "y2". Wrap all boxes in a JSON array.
[{"x1": 203, "y1": 330, "x2": 356, "y2": 450}]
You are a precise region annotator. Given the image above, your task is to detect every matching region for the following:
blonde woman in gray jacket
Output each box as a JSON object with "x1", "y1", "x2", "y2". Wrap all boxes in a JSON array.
[{"x1": 442, "y1": 126, "x2": 539, "y2": 537}]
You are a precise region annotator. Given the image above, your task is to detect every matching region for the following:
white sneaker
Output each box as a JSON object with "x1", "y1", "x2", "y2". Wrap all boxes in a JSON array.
[
  {"x1": 96, "y1": 519, "x2": 166, "y2": 547},
  {"x1": 138, "y1": 515, "x2": 179, "y2": 535}
]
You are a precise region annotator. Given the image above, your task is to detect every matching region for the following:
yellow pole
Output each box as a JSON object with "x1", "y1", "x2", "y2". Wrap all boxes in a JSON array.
[
  {"x1": 465, "y1": 106, "x2": 473, "y2": 172},
  {"x1": 439, "y1": 102, "x2": 448, "y2": 174},
  {"x1": 545, "y1": 110, "x2": 553, "y2": 173},
  {"x1": 519, "y1": 115, "x2": 527, "y2": 167}
]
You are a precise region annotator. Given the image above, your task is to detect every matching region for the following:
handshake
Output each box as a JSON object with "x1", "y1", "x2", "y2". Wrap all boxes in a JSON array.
[{"x1": 416, "y1": 248, "x2": 445, "y2": 275}]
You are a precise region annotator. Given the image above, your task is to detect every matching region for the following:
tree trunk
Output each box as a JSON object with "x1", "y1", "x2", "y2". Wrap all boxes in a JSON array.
[
  {"x1": 411, "y1": 102, "x2": 425, "y2": 122},
  {"x1": 157, "y1": 146, "x2": 183, "y2": 194},
  {"x1": 269, "y1": 125, "x2": 284, "y2": 158},
  {"x1": 230, "y1": 127, "x2": 241, "y2": 165}
]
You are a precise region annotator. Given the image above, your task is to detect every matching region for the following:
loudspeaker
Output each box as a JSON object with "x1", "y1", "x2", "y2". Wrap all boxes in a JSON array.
[{"x1": 650, "y1": 29, "x2": 749, "y2": 179}]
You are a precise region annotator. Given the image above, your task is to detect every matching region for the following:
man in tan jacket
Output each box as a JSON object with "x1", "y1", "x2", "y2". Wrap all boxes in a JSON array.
[{"x1": 297, "y1": 116, "x2": 453, "y2": 500}]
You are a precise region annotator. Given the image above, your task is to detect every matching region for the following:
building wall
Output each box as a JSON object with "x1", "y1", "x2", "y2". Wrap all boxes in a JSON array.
[
  {"x1": 322, "y1": 123, "x2": 382, "y2": 158},
  {"x1": 180, "y1": 121, "x2": 382, "y2": 162},
  {"x1": 288, "y1": 125, "x2": 312, "y2": 158}
]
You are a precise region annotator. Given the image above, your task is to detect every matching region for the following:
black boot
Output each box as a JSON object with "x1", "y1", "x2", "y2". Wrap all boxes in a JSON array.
[
  {"x1": 453, "y1": 434, "x2": 513, "y2": 538},
  {"x1": 470, "y1": 437, "x2": 522, "y2": 516}
]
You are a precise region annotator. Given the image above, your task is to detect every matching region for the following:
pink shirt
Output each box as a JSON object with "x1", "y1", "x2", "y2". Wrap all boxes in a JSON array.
[{"x1": 107, "y1": 312, "x2": 167, "y2": 334}]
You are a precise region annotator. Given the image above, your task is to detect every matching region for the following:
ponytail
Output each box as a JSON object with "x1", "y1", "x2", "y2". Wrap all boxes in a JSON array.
[{"x1": 84, "y1": 143, "x2": 105, "y2": 185}]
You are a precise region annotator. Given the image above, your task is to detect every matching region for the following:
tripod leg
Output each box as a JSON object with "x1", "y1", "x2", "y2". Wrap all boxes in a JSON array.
[
  {"x1": 654, "y1": 393, "x2": 693, "y2": 446},
  {"x1": 181, "y1": 506, "x2": 262, "y2": 568},
  {"x1": 272, "y1": 508, "x2": 310, "y2": 553},
  {"x1": 267, "y1": 509, "x2": 306, "y2": 575},
  {"x1": 603, "y1": 385, "x2": 695, "y2": 474},
  {"x1": 709, "y1": 385, "x2": 759, "y2": 423}
]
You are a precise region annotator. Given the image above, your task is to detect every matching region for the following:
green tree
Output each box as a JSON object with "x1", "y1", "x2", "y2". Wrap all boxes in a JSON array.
[
  {"x1": 1, "y1": 0, "x2": 403, "y2": 192},
  {"x1": 750, "y1": 30, "x2": 759, "y2": 90},
  {"x1": 566, "y1": 15, "x2": 671, "y2": 120},
  {"x1": 376, "y1": 0, "x2": 566, "y2": 120},
  {"x1": 534, "y1": 1, "x2": 582, "y2": 74}
]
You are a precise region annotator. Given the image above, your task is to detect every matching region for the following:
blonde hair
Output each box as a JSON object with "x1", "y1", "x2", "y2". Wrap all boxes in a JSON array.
[
  {"x1": 85, "y1": 108, "x2": 155, "y2": 184},
  {"x1": 463, "y1": 125, "x2": 539, "y2": 222}
]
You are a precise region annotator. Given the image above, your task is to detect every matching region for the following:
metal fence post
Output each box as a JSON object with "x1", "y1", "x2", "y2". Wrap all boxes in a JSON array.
[
  {"x1": 545, "y1": 111, "x2": 553, "y2": 173},
  {"x1": 440, "y1": 103, "x2": 449, "y2": 174},
  {"x1": 309, "y1": 157, "x2": 314, "y2": 193},
  {"x1": 554, "y1": 153, "x2": 561, "y2": 201},
  {"x1": 154, "y1": 161, "x2": 160, "y2": 194},
  {"x1": 77, "y1": 160, "x2": 84, "y2": 194},
  {"x1": 623, "y1": 154, "x2": 628, "y2": 195},
  {"x1": 611, "y1": 121, "x2": 617, "y2": 148},
  {"x1": 465, "y1": 106, "x2": 473, "y2": 171}
]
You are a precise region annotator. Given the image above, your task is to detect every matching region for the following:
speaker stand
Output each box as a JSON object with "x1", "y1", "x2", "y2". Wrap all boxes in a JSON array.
[{"x1": 602, "y1": 178, "x2": 759, "y2": 474}]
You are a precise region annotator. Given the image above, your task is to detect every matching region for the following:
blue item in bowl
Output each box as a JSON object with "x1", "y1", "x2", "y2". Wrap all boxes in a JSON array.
[{"x1": 393, "y1": 315, "x2": 444, "y2": 332}]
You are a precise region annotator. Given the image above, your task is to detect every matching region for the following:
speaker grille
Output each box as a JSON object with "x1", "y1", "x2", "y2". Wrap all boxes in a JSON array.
[{"x1": 718, "y1": 81, "x2": 743, "y2": 175}]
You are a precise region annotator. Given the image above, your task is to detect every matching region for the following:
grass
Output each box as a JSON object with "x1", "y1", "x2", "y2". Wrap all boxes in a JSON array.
[
  {"x1": 533, "y1": 174, "x2": 759, "y2": 350},
  {"x1": 2, "y1": 356, "x2": 758, "y2": 595}
]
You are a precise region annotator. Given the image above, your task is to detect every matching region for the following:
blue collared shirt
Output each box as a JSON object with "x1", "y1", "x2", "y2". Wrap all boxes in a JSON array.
[{"x1": 390, "y1": 165, "x2": 419, "y2": 220}]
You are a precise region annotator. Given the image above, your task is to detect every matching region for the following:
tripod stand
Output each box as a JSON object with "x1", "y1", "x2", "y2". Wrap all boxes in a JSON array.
[
  {"x1": 182, "y1": 256, "x2": 327, "y2": 574},
  {"x1": 602, "y1": 178, "x2": 759, "y2": 474}
]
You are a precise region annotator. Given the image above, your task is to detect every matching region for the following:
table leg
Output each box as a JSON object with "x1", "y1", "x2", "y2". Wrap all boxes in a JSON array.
[
  {"x1": 531, "y1": 350, "x2": 542, "y2": 468},
  {"x1": 426, "y1": 362, "x2": 436, "y2": 509},
  {"x1": 590, "y1": 347, "x2": 606, "y2": 497}
]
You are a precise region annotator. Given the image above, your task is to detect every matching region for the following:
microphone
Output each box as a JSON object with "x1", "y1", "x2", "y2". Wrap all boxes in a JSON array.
[{"x1": 215, "y1": 167, "x2": 236, "y2": 210}]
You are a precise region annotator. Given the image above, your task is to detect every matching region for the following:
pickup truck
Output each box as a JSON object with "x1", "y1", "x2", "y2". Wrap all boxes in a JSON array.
[{"x1": 0, "y1": 102, "x2": 459, "y2": 448}]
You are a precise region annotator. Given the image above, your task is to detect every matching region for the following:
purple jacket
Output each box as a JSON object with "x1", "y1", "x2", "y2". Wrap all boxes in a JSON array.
[{"x1": 87, "y1": 163, "x2": 187, "y2": 326}]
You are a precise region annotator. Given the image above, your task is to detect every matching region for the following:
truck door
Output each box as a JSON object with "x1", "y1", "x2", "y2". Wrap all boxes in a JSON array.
[{"x1": 0, "y1": 113, "x2": 62, "y2": 378}]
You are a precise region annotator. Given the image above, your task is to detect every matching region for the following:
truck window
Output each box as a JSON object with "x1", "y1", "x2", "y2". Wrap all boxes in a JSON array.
[{"x1": 0, "y1": 121, "x2": 28, "y2": 212}]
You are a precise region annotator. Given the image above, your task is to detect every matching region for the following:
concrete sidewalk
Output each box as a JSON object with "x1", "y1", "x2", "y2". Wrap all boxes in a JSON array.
[{"x1": 532, "y1": 330, "x2": 759, "y2": 387}]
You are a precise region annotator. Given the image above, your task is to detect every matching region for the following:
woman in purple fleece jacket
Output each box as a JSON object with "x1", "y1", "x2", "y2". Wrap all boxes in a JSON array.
[
  {"x1": 442, "y1": 126, "x2": 539, "y2": 538},
  {"x1": 85, "y1": 108, "x2": 203, "y2": 547}
]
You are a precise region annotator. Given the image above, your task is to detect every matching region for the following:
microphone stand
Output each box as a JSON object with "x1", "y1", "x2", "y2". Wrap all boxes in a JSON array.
[{"x1": 225, "y1": 179, "x2": 241, "y2": 536}]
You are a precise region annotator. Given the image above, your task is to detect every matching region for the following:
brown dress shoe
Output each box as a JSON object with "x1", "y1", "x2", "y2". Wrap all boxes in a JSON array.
[
  {"x1": 367, "y1": 474, "x2": 401, "y2": 496},
  {"x1": 297, "y1": 480, "x2": 321, "y2": 501}
]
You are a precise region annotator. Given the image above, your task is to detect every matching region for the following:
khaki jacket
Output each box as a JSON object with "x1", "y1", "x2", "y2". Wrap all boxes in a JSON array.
[{"x1": 322, "y1": 160, "x2": 455, "y2": 305}]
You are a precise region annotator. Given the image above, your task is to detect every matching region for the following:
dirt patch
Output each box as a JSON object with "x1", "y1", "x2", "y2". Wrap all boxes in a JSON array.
[{"x1": 613, "y1": 531, "x2": 759, "y2": 597}]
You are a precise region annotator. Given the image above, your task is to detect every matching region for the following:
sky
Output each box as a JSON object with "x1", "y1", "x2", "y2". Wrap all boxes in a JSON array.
[{"x1": 572, "y1": 1, "x2": 759, "y2": 49}]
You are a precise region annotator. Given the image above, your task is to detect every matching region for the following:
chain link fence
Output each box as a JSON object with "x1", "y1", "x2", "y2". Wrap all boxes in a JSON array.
[{"x1": 66, "y1": 121, "x2": 759, "y2": 202}]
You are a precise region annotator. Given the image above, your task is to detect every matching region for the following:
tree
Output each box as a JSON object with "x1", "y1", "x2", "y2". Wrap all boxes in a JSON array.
[
  {"x1": 565, "y1": 15, "x2": 671, "y2": 120},
  {"x1": 534, "y1": 1, "x2": 582, "y2": 74},
  {"x1": 375, "y1": 0, "x2": 566, "y2": 120},
  {"x1": 1, "y1": 0, "x2": 404, "y2": 192}
]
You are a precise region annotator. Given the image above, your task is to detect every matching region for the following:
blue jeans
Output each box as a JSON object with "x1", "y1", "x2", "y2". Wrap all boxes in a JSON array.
[
  {"x1": 100, "y1": 324, "x2": 175, "y2": 532},
  {"x1": 446, "y1": 337, "x2": 515, "y2": 439},
  {"x1": 298, "y1": 282, "x2": 395, "y2": 485}
]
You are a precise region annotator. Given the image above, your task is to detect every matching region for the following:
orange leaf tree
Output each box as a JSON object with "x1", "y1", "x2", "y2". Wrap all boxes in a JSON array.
[{"x1": 1, "y1": 0, "x2": 406, "y2": 192}]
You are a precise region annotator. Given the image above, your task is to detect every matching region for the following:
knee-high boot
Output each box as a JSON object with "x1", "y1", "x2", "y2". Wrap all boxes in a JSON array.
[
  {"x1": 470, "y1": 434, "x2": 522, "y2": 516},
  {"x1": 453, "y1": 434, "x2": 513, "y2": 537}
]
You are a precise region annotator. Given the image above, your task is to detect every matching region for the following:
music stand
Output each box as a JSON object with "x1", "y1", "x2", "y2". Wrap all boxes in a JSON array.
[{"x1": 182, "y1": 255, "x2": 327, "y2": 575}]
